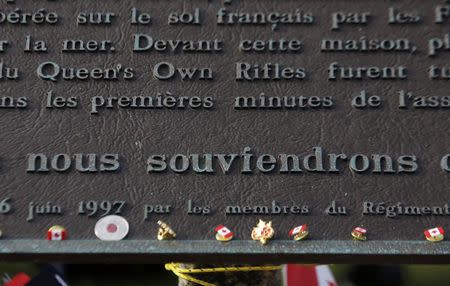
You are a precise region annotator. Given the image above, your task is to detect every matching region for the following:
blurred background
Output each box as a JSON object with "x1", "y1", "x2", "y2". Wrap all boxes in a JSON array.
[{"x1": 2, "y1": 263, "x2": 450, "y2": 285}]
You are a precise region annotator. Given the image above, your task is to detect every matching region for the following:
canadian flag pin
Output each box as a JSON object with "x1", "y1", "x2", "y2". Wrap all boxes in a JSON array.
[
  {"x1": 424, "y1": 227, "x2": 444, "y2": 242},
  {"x1": 215, "y1": 225, "x2": 234, "y2": 242},
  {"x1": 351, "y1": 227, "x2": 367, "y2": 241},
  {"x1": 289, "y1": 224, "x2": 309, "y2": 241},
  {"x1": 47, "y1": 225, "x2": 67, "y2": 241}
]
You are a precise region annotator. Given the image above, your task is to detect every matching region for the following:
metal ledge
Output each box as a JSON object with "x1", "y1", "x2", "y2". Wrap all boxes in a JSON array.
[{"x1": 0, "y1": 240, "x2": 449, "y2": 264}]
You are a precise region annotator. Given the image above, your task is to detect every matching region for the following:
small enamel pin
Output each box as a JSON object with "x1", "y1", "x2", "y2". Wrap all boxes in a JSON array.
[
  {"x1": 215, "y1": 225, "x2": 234, "y2": 242},
  {"x1": 424, "y1": 227, "x2": 444, "y2": 242},
  {"x1": 47, "y1": 225, "x2": 67, "y2": 241},
  {"x1": 289, "y1": 224, "x2": 309, "y2": 241},
  {"x1": 157, "y1": 220, "x2": 176, "y2": 241},
  {"x1": 351, "y1": 227, "x2": 367, "y2": 241},
  {"x1": 251, "y1": 219, "x2": 274, "y2": 245},
  {"x1": 95, "y1": 215, "x2": 129, "y2": 241}
]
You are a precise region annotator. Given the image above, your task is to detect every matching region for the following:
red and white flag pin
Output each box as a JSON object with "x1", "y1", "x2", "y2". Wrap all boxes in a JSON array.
[
  {"x1": 424, "y1": 227, "x2": 444, "y2": 242},
  {"x1": 215, "y1": 225, "x2": 234, "y2": 242},
  {"x1": 289, "y1": 224, "x2": 308, "y2": 241},
  {"x1": 47, "y1": 225, "x2": 67, "y2": 241},
  {"x1": 351, "y1": 227, "x2": 367, "y2": 241},
  {"x1": 95, "y1": 215, "x2": 129, "y2": 241}
]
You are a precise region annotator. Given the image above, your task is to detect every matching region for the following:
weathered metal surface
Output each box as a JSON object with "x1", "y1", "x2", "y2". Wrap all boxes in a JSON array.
[
  {"x1": 0, "y1": 240, "x2": 449, "y2": 264},
  {"x1": 0, "y1": 0, "x2": 449, "y2": 262}
]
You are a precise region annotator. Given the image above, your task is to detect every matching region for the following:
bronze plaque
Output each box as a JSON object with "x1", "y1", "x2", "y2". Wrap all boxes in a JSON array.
[{"x1": 0, "y1": 0, "x2": 449, "y2": 263}]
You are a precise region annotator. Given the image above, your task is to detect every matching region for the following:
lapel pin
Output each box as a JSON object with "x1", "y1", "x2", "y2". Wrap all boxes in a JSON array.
[
  {"x1": 251, "y1": 219, "x2": 274, "y2": 245},
  {"x1": 157, "y1": 220, "x2": 176, "y2": 240},
  {"x1": 424, "y1": 227, "x2": 444, "y2": 242},
  {"x1": 95, "y1": 215, "x2": 129, "y2": 241},
  {"x1": 47, "y1": 225, "x2": 67, "y2": 241},
  {"x1": 351, "y1": 227, "x2": 367, "y2": 241},
  {"x1": 215, "y1": 225, "x2": 234, "y2": 242},
  {"x1": 289, "y1": 224, "x2": 309, "y2": 241}
]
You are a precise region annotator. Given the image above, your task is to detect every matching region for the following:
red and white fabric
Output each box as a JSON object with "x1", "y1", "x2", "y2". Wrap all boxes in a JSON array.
[{"x1": 283, "y1": 265, "x2": 338, "y2": 286}]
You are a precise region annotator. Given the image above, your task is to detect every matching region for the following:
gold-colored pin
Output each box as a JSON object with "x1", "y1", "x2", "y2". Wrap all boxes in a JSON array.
[
  {"x1": 351, "y1": 227, "x2": 367, "y2": 241},
  {"x1": 157, "y1": 220, "x2": 176, "y2": 241},
  {"x1": 251, "y1": 219, "x2": 274, "y2": 245}
]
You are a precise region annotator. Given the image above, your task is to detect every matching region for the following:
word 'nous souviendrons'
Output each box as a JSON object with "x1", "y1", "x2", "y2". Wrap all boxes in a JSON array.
[
  {"x1": 25, "y1": 148, "x2": 450, "y2": 174},
  {"x1": 147, "y1": 147, "x2": 420, "y2": 174}
]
